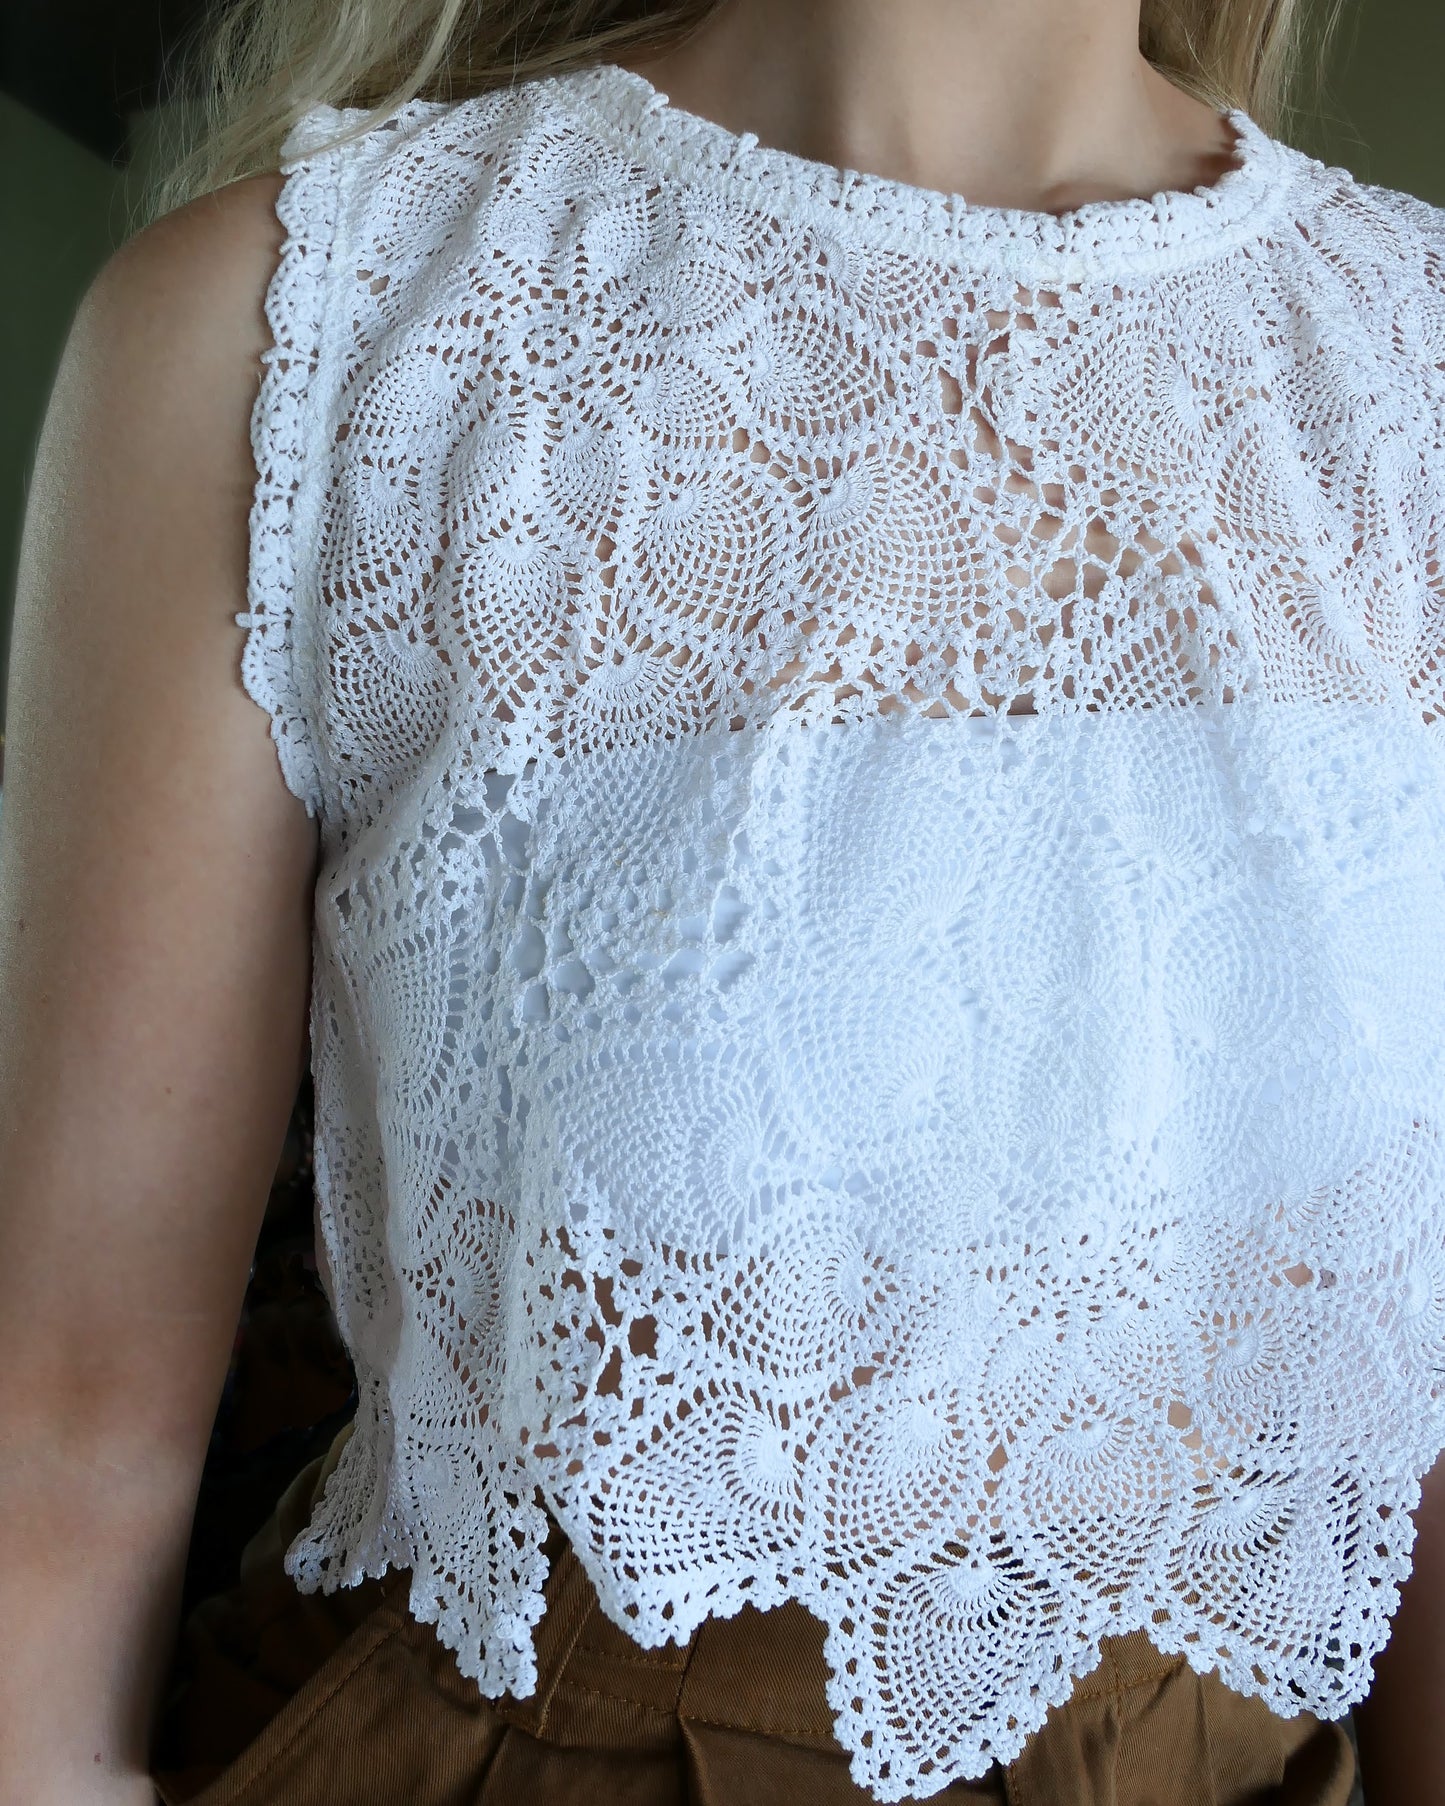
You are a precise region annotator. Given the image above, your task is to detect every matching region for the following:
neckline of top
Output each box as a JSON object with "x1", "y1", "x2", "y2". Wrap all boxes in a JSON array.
[{"x1": 552, "y1": 60, "x2": 1305, "y2": 284}]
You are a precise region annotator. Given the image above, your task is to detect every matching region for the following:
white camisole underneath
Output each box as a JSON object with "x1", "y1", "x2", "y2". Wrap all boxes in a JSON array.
[{"x1": 239, "y1": 61, "x2": 1445, "y2": 1800}]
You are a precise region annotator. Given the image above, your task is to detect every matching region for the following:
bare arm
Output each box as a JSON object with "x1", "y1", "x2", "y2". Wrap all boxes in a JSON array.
[
  {"x1": 0, "y1": 170, "x2": 316, "y2": 1806},
  {"x1": 1352, "y1": 1454, "x2": 1445, "y2": 1803}
]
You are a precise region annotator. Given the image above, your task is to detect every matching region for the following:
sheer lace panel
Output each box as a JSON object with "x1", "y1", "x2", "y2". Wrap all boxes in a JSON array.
[{"x1": 241, "y1": 68, "x2": 1445, "y2": 1801}]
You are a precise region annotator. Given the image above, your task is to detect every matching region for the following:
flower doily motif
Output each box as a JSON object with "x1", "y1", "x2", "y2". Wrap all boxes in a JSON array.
[{"x1": 241, "y1": 69, "x2": 1445, "y2": 1799}]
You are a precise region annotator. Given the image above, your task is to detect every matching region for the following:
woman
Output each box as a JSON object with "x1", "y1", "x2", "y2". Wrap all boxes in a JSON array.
[{"x1": 3, "y1": 0, "x2": 1444, "y2": 1799}]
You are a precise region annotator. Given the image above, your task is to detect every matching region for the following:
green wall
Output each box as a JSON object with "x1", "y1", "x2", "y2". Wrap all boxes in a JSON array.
[
  {"x1": 1295, "y1": 1, "x2": 1445, "y2": 187},
  {"x1": 3, "y1": 20, "x2": 1444, "y2": 738},
  {"x1": 1, "y1": 94, "x2": 130, "y2": 745}
]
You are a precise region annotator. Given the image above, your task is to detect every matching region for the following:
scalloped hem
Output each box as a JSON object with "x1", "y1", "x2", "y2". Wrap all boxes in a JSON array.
[{"x1": 280, "y1": 1467, "x2": 1400, "y2": 1805}]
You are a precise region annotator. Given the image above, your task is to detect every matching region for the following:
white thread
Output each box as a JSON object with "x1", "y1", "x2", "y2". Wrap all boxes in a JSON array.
[{"x1": 241, "y1": 64, "x2": 1445, "y2": 1800}]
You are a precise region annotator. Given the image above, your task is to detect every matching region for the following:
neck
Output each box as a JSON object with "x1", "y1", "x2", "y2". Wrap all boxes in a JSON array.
[{"x1": 618, "y1": 0, "x2": 1240, "y2": 213}]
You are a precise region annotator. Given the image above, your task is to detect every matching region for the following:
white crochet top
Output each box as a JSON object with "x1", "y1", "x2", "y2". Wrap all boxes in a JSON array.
[{"x1": 241, "y1": 60, "x2": 1445, "y2": 1800}]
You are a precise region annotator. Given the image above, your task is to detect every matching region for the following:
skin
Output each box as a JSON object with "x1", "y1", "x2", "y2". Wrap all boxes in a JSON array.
[
  {"x1": 620, "y1": 0, "x2": 1247, "y2": 216},
  {"x1": 0, "y1": 1, "x2": 1439, "y2": 1800},
  {"x1": 0, "y1": 169, "x2": 305, "y2": 1805}
]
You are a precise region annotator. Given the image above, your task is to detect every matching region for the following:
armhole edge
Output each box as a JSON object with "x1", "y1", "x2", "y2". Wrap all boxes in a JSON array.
[{"x1": 237, "y1": 111, "x2": 356, "y2": 824}]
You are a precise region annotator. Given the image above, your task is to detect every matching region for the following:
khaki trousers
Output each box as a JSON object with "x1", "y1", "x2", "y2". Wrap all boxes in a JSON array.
[{"x1": 151, "y1": 1425, "x2": 1362, "y2": 1806}]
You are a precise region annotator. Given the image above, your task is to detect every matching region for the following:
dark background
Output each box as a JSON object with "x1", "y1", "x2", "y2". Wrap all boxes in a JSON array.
[{"x1": 4, "y1": 0, "x2": 202, "y2": 161}]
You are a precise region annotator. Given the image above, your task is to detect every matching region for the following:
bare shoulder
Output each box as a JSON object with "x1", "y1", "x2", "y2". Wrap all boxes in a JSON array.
[
  {"x1": 59, "y1": 173, "x2": 290, "y2": 476},
  {"x1": 18, "y1": 172, "x2": 295, "y2": 681},
  {"x1": 90, "y1": 171, "x2": 288, "y2": 343},
  {"x1": 9, "y1": 161, "x2": 316, "y2": 845}
]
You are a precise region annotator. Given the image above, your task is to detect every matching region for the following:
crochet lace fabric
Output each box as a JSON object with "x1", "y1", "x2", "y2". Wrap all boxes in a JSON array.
[{"x1": 239, "y1": 63, "x2": 1445, "y2": 1800}]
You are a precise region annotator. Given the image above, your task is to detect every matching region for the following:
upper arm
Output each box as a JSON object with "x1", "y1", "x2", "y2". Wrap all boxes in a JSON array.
[{"x1": 0, "y1": 170, "x2": 320, "y2": 1488}]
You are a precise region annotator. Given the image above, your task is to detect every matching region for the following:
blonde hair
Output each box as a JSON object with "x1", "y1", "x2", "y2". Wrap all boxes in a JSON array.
[{"x1": 139, "y1": 0, "x2": 1347, "y2": 230}]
